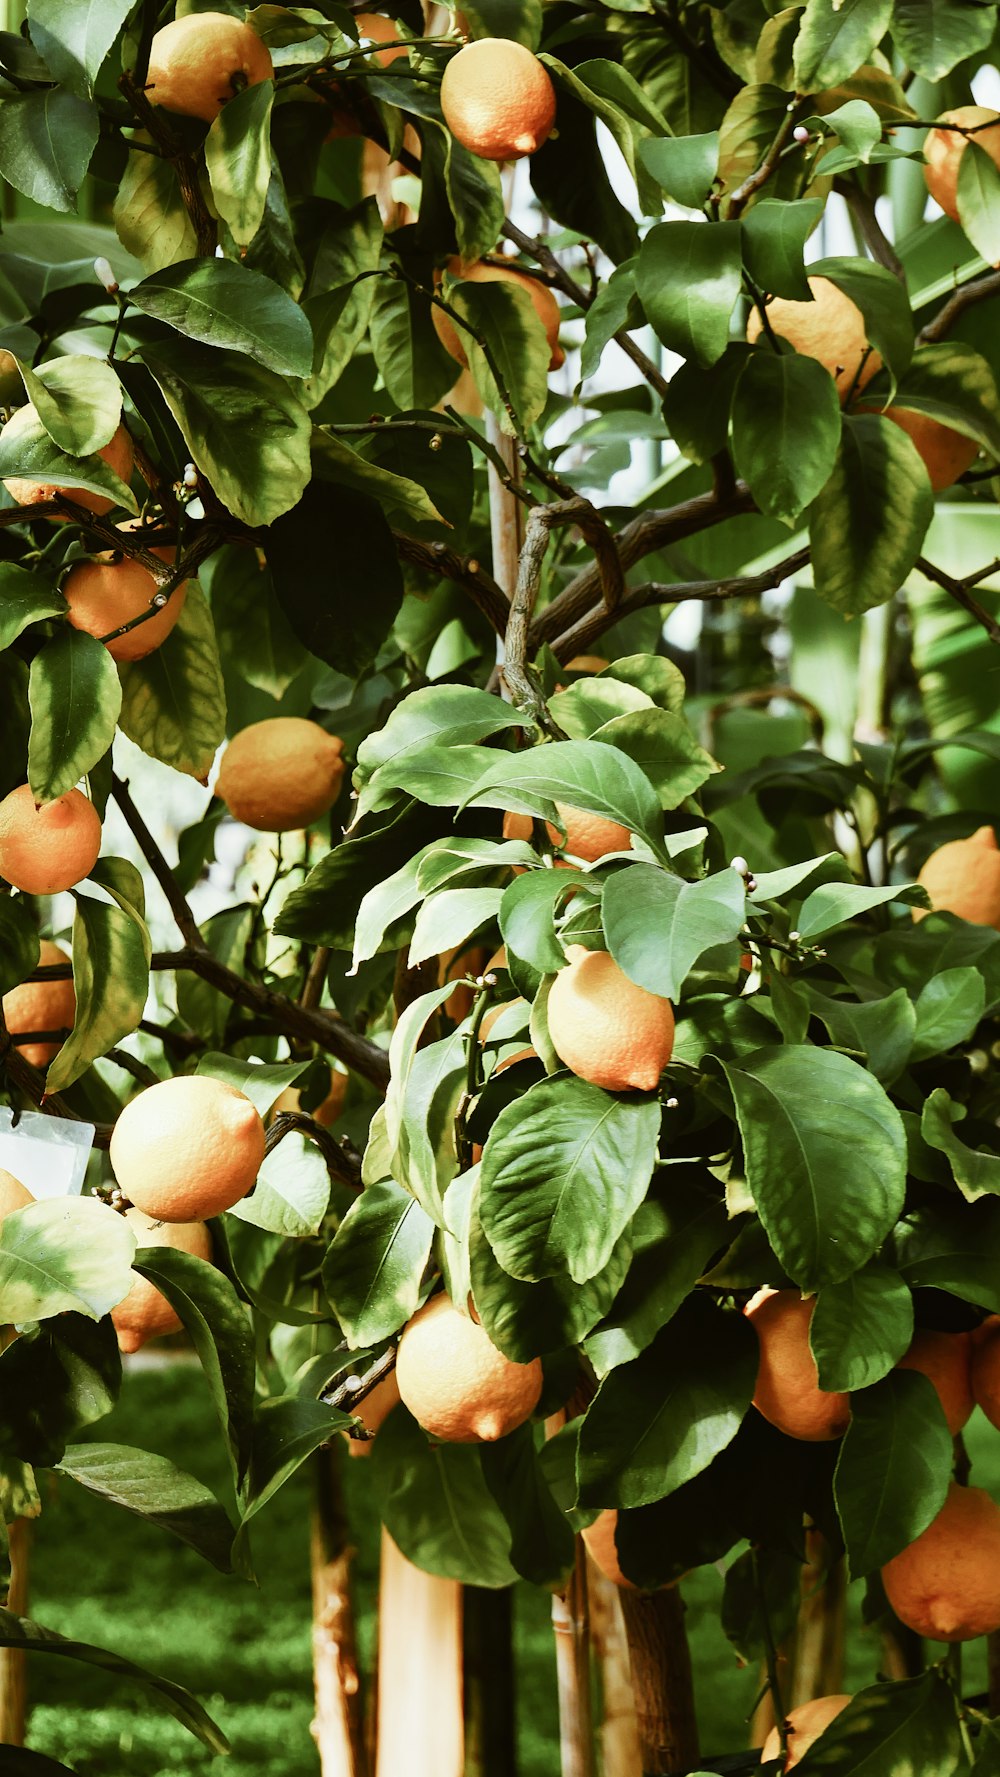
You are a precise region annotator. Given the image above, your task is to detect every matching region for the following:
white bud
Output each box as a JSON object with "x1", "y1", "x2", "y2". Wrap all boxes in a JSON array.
[
  {"x1": 789, "y1": 930, "x2": 801, "y2": 944},
  {"x1": 182, "y1": 462, "x2": 198, "y2": 489},
  {"x1": 344, "y1": 1374, "x2": 363, "y2": 1393},
  {"x1": 94, "y1": 256, "x2": 118, "y2": 294},
  {"x1": 730, "y1": 855, "x2": 749, "y2": 877},
  {"x1": 793, "y1": 125, "x2": 811, "y2": 144}
]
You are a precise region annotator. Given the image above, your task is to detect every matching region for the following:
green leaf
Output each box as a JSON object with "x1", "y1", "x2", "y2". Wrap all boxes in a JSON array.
[
  {"x1": 0, "y1": 1314, "x2": 120, "y2": 1469},
  {"x1": 809, "y1": 414, "x2": 934, "y2": 616},
  {"x1": 810, "y1": 1262, "x2": 914, "y2": 1390},
  {"x1": 911, "y1": 964, "x2": 986, "y2": 1061},
  {"x1": 957, "y1": 138, "x2": 1000, "y2": 265},
  {"x1": 581, "y1": 259, "x2": 642, "y2": 382},
  {"x1": 875, "y1": 341, "x2": 1000, "y2": 460},
  {"x1": 811, "y1": 255, "x2": 915, "y2": 387},
  {"x1": 662, "y1": 346, "x2": 751, "y2": 464},
  {"x1": 592, "y1": 709, "x2": 720, "y2": 808},
  {"x1": 408, "y1": 886, "x2": 503, "y2": 970},
  {"x1": 27, "y1": 631, "x2": 121, "y2": 805},
  {"x1": 543, "y1": 57, "x2": 668, "y2": 215},
  {"x1": 470, "y1": 1211, "x2": 631, "y2": 1363},
  {"x1": 26, "y1": 0, "x2": 134, "y2": 92},
  {"x1": 820, "y1": 98, "x2": 883, "y2": 159},
  {"x1": 444, "y1": 275, "x2": 551, "y2": 435},
  {"x1": 0, "y1": 1197, "x2": 135, "y2": 1323},
  {"x1": 369, "y1": 274, "x2": 456, "y2": 412},
  {"x1": 576, "y1": 1294, "x2": 757, "y2": 1508},
  {"x1": 720, "y1": 1045, "x2": 907, "y2": 1291},
  {"x1": 312, "y1": 430, "x2": 446, "y2": 528},
  {"x1": 0, "y1": 1609, "x2": 228, "y2": 1754},
  {"x1": 892, "y1": 0, "x2": 996, "y2": 79},
  {"x1": 201, "y1": 544, "x2": 303, "y2": 700},
  {"x1": 230, "y1": 1130, "x2": 331, "y2": 1239},
  {"x1": 480, "y1": 1076, "x2": 660, "y2": 1284},
  {"x1": 731, "y1": 350, "x2": 841, "y2": 522},
  {"x1": 266, "y1": 480, "x2": 402, "y2": 680},
  {"x1": 0, "y1": 90, "x2": 98, "y2": 213},
  {"x1": 603, "y1": 863, "x2": 746, "y2": 1000},
  {"x1": 793, "y1": 0, "x2": 894, "y2": 91},
  {"x1": 637, "y1": 221, "x2": 743, "y2": 367},
  {"x1": 742, "y1": 197, "x2": 825, "y2": 300},
  {"x1": 140, "y1": 338, "x2": 311, "y2": 529},
  {"x1": 56, "y1": 1444, "x2": 236, "y2": 1574},
  {"x1": 480, "y1": 1426, "x2": 575, "y2": 1587},
  {"x1": 322, "y1": 1181, "x2": 435, "y2": 1345},
  {"x1": 835, "y1": 1371, "x2": 952, "y2": 1576},
  {"x1": 301, "y1": 200, "x2": 383, "y2": 406},
  {"x1": 796, "y1": 878, "x2": 924, "y2": 938},
  {"x1": 15, "y1": 354, "x2": 122, "y2": 457},
  {"x1": 442, "y1": 132, "x2": 507, "y2": 265},
  {"x1": 0, "y1": 403, "x2": 136, "y2": 514},
  {"x1": 639, "y1": 132, "x2": 720, "y2": 208},
  {"x1": 113, "y1": 140, "x2": 198, "y2": 273},
  {"x1": 921, "y1": 1086, "x2": 1000, "y2": 1201},
  {"x1": 530, "y1": 85, "x2": 638, "y2": 264},
  {"x1": 463, "y1": 739, "x2": 665, "y2": 859},
  {"x1": 45, "y1": 886, "x2": 151, "y2": 1093},
  {"x1": 242, "y1": 1396, "x2": 349, "y2": 1524},
  {"x1": 722, "y1": 1546, "x2": 802, "y2": 1666},
  {"x1": 803, "y1": 985, "x2": 916, "y2": 1085},
  {"x1": 892, "y1": 1198, "x2": 1000, "y2": 1313},
  {"x1": 195, "y1": 1052, "x2": 309, "y2": 1117},
  {"x1": 117, "y1": 584, "x2": 226, "y2": 781},
  {"x1": 205, "y1": 79, "x2": 274, "y2": 250},
  {"x1": 500, "y1": 869, "x2": 587, "y2": 974},
  {"x1": 0, "y1": 562, "x2": 66, "y2": 650},
  {"x1": 0, "y1": 899, "x2": 40, "y2": 997},
  {"x1": 371, "y1": 1406, "x2": 518, "y2": 1587},
  {"x1": 460, "y1": 0, "x2": 542, "y2": 46},
  {"x1": 132, "y1": 1247, "x2": 255, "y2": 1489},
  {"x1": 129, "y1": 259, "x2": 312, "y2": 380}
]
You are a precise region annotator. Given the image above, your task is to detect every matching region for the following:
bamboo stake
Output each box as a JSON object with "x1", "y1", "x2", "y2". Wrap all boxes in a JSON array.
[
  {"x1": 374, "y1": 1530, "x2": 463, "y2": 1777},
  {"x1": 310, "y1": 1447, "x2": 368, "y2": 1777},
  {"x1": 0, "y1": 1518, "x2": 30, "y2": 1745},
  {"x1": 552, "y1": 1540, "x2": 596, "y2": 1777},
  {"x1": 788, "y1": 1532, "x2": 846, "y2": 1709},
  {"x1": 619, "y1": 1586, "x2": 700, "y2": 1776},
  {"x1": 485, "y1": 414, "x2": 524, "y2": 613},
  {"x1": 586, "y1": 1554, "x2": 641, "y2": 1777}
]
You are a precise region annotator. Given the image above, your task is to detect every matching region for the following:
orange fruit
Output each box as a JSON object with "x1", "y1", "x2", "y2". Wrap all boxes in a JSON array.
[
  {"x1": 272, "y1": 1066, "x2": 348, "y2": 1129},
  {"x1": 433, "y1": 258, "x2": 564, "y2": 371},
  {"x1": 62, "y1": 524, "x2": 186, "y2": 662},
  {"x1": 583, "y1": 1511, "x2": 638, "y2": 1590},
  {"x1": 2, "y1": 940, "x2": 75, "y2": 1068},
  {"x1": 924, "y1": 107, "x2": 1000, "y2": 223},
  {"x1": 896, "y1": 1328, "x2": 973, "y2": 1436},
  {"x1": 746, "y1": 277, "x2": 881, "y2": 402},
  {"x1": 216, "y1": 717, "x2": 345, "y2": 832},
  {"x1": 440, "y1": 39, "x2": 556, "y2": 162},
  {"x1": 564, "y1": 655, "x2": 609, "y2": 674},
  {"x1": 760, "y1": 1695, "x2": 852, "y2": 1768},
  {"x1": 503, "y1": 804, "x2": 631, "y2": 864},
  {"x1": 0, "y1": 1171, "x2": 33, "y2": 1223},
  {"x1": 3, "y1": 411, "x2": 133, "y2": 516},
  {"x1": 345, "y1": 1370, "x2": 402, "y2": 1457},
  {"x1": 395, "y1": 1292, "x2": 542, "y2": 1442},
  {"x1": 548, "y1": 944, "x2": 674, "y2": 1092},
  {"x1": 354, "y1": 12, "x2": 408, "y2": 64},
  {"x1": 0, "y1": 785, "x2": 101, "y2": 895},
  {"x1": 971, "y1": 1317, "x2": 1000, "y2": 1429},
  {"x1": 145, "y1": 12, "x2": 274, "y2": 122},
  {"x1": 915, "y1": 826, "x2": 1000, "y2": 927},
  {"x1": 882, "y1": 1481, "x2": 1000, "y2": 1640},
  {"x1": 111, "y1": 1209, "x2": 214, "y2": 1354},
  {"x1": 110, "y1": 1074, "x2": 266, "y2": 1222},
  {"x1": 881, "y1": 407, "x2": 977, "y2": 491},
  {"x1": 745, "y1": 1288, "x2": 850, "y2": 1442}
]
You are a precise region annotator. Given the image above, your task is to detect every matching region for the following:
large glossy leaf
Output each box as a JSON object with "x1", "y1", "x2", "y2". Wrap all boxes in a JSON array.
[
  {"x1": 241, "y1": 1396, "x2": 350, "y2": 1524},
  {"x1": 809, "y1": 414, "x2": 934, "y2": 615},
  {"x1": 113, "y1": 141, "x2": 198, "y2": 272},
  {"x1": 793, "y1": 0, "x2": 894, "y2": 91},
  {"x1": 230, "y1": 1130, "x2": 331, "y2": 1238},
  {"x1": 892, "y1": 0, "x2": 996, "y2": 79},
  {"x1": 0, "y1": 403, "x2": 136, "y2": 513},
  {"x1": 129, "y1": 259, "x2": 312, "y2": 379},
  {"x1": 323, "y1": 1181, "x2": 435, "y2": 1345},
  {"x1": 742, "y1": 198, "x2": 825, "y2": 300},
  {"x1": 804, "y1": 985, "x2": 916, "y2": 1086},
  {"x1": 56, "y1": 1444, "x2": 237, "y2": 1573},
  {"x1": 0, "y1": 899, "x2": 40, "y2": 997},
  {"x1": 731, "y1": 350, "x2": 841, "y2": 522},
  {"x1": 720, "y1": 1045, "x2": 907, "y2": 1290},
  {"x1": 637, "y1": 220, "x2": 743, "y2": 367},
  {"x1": 833, "y1": 1370, "x2": 952, "y2": 1576},
  {"x1": 576, "y1": 1294, "x2": 757, "y2": 1508},
  {"x1": 481, "y1": 1077, "x2": 659, "y2": 1284},
  {"x1": 205, "y1": 79, "x2": 274, "y2": 250},
  {"x1": 592, "y1": 709, "x2": 719, "y2": 808},
  {"x1": 464, "y1": 739, "x2": 665, "y2": 859},
  {"x1": 957, "y1": 139, "x2": 1000, "y2": 267},
  {"x1": 45, "y1": 885, "x2": 150, "y2": 1092},
  {"x1": 15, "y1": 353, "x2": 122, "y2": 456},
  {"x1": 0, "y1": 1197, "x2": 135, "y2": 1324},
  {"x1": 27, "y1": 630, "x2": 121, "y2": 805},
  {"x1": 117, "y1": 584, "x2": 226, "y2": 781},
  {"x1": 470, "y1": 1213, "x2": 632, "y2": 1363},
  {"x1": 891, "y1": 1198, "x2": 1000, "y2": 1312},
  {"x1": 0, "y1": 90, "x2": 98, "y2": 213},
  {"x1": 792, "y1": 1670, "x2": 963, "y2": 1773},
  {"x1": 480, "y1": 1426, "x2": 575, "y2": 1588},
  {"x1": 921, "y1": 1087, "x2": 1000, "y2": 1201},
  {"x1": 603, "y1": 862, "x2": 746, "y2": 999},
  {"x1": 444, "y1": 275, "x2": 551, "y2": 435},
  {"x1": 371, "y1": 1405, "x2": 518, "y2": 1587},
  {"x1": 265, "y1": 479, "x2": 402, "y2": 679},
  {"x1": 811, "y1": 1262, "x2": 914, "y2": 1391},
  {"x1": 0, "y1": 563, "x2": 66, "y2": 650},
  {"x1": 26, "y1": 0, "x2": 135, "y2": 94}
]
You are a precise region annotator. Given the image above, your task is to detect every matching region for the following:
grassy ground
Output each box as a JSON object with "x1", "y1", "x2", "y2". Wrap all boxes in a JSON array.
[{"x1": 20, "y1": 1365, "x2": 1000, "y2": 1773}]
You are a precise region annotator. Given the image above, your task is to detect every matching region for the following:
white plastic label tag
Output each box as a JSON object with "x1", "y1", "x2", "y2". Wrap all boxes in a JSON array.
[{"x1": 0, "y1": 1109, "x2": 95, "y2": 1199}]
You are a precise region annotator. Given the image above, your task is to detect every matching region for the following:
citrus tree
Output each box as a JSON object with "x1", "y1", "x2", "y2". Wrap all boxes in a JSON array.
[{"x1": 5, "y1": 0, "x2": 1000, "y2": 1772}]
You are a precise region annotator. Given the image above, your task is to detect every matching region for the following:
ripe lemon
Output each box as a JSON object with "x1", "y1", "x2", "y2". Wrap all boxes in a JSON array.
[
  {"x1": 3, "y1": 411, "x2": 133, "y2": 516},
  {"x1": 548, "y1": 944, "x2": 674, "y2": 1092},
  {"x1": 433, "y1": 258, "x2": 564, "y2": 371},
  {"x1": 745, "y1": 1287, "x2": 850, "y2": 1442},
  {"x1": 2, "y1": 940, "x2": 75, "y2": 1068},
  {"x1": 395, "y1": 1292, "x2": 543, "y2": 1442},
  {"x1": 564, "y1": 655, "x2": 609, "y2": 674},
  {"x1": 971, "y1": 1316, "x2": 1000, "y2": 1428},
  {"x1": 112, "y1": 1209, "x2": 214, "y2": 1354},
  {"x1": 503, "y1": 804, "x2": 631, "y2": 863},
  {"x1": 440, "y1": 39, "x2": 556, "y2": 162},
  {"x1": 0, "y1": 785, "x2": 101, "y2": 895},
  {"x1": 924, "y1": 107, "x2": 1000, "y2": 223},
  {"x1": 110, "y1": 1074, "x2": 266, "y2": 1222},
  {"x1": 583, "y1": 1511, "x2": 638, "y2": 1590},
  {"x1": 62, "y1": 523, "x2": 186, "y2": 662},
  {"x1": 354, "y1": 12, "x2": 408, "y2": 65},
  {"x1": 880, "y1": 407, "x2": 977, "y2": 491},
  {"x1": 915, "y1": 825, "x2": 1000, "y2": 927},
  {"x1": 746, "y1": 277, "x2": 881, "y2": 401},
  {"x1": 0, "y1": 1171, "x2": 33, "y2": 1223},
  {"x1": 216, "y1": 717, "x2": 345, "y2": 832},
  {"x1": 882, "y1": 1481, "x2": 1000, "y2": 1640},
  {"x1": 146, "y1": 12, "x2": 273, "y2": 122},
  {"x1": 896, "y1": 1328, "x2": 973, "y2": 1436},
  {"x1": 760, "y1": 1695, "x2": 852, "y2": 1768}
]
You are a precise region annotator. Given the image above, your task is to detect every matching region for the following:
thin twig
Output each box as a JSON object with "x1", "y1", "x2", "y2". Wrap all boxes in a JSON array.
[
  {"x1": 916, "y1": 555, "x2": 1000, "y2": 644},
  {"x1": 265, "y1": 1109, "x2": 363, "y2": 1189},
  {"x1": 836, "y1": 180, "x2": 906, "y2": 281},
  {"x1": 321, "y1": 1344, "x2": 398, "y2": 1426},
  {"x1": 392, "y1": 532, "x2": 509, "y2": 634},
  {"x1": 919, "y1": 268, "x2": 1000, "y2": 344},
  {"x1": 727, "y1": 102, "x2": 803, "y2": 219},
  {"x1": 112, "y1": 773, "x2": 206, "y2": 950}
]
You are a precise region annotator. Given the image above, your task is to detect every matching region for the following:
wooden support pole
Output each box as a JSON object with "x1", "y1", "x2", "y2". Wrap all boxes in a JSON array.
[
  {"x1": 310, "y1": 1447, "x2": 368, "y2": 1777},
  {"x1": 374, "y1": 1530, "x2": 463, "y2": 1777},
  {"x1": 0, "y1": 1518, "x2": 30, "y2": 1746},
  {"x1": 552, "y1": 1540, "x2": 596, "y2": 1777},
  {"x1": 586, "y1": 1554, "x2": 641, "y2": 1777}
]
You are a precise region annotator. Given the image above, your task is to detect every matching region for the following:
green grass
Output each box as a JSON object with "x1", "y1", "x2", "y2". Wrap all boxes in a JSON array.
[{"x1": 20, "y1": 1366, "x2": 1000, "y2": 1773}]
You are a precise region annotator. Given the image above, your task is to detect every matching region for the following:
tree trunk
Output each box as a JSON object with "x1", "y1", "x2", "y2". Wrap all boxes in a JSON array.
[
  {"x1": 0, "y1": 1518, "x2": 30, "y2": 1745},
  {"x1": 619, "y1": 1586, "x2": 700, "y2": 1777},
  {"x1": 310, "y1": 1447, "x2": 367, "y2": 1777},
  {"x1": 552, "y1": 1540, "x2": 595, "y2": 1777},
  {"x1": 586, "y1": 1555, "x2": 641, "y2": 1777},
  {"x1": 375, "y1": 1530, "x2": 464, "y2": 1777},
  {"x1": 463, "y1": 1585, "x2": 517, "y2": 1777}
]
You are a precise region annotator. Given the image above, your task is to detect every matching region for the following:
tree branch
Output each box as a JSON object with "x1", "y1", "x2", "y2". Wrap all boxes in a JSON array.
[
  {"x1": 265, "y1": 1109, "x2": 363, "y2": 1190},
  {"x1": 112, "y1": 773, "x2": 206, "y2": 950},
  {"x1": 836, "y1": 179, "x2": 906, "y2": 281},
  {"x1": 726, "y1": 103, "x2": 803, "y2": 219},
  {"x1": 919, "y1": 268, "x2": 1000, "y2": 344},
  {"x1": 916, "y1": 555, "x2": 1000, "y2": 644},
  {"x1": 392, "y1": 532, "x2": 509, "y2": 635}
]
